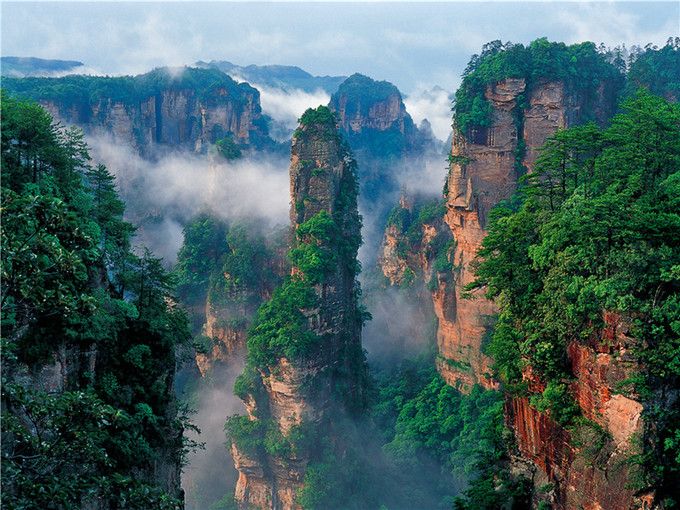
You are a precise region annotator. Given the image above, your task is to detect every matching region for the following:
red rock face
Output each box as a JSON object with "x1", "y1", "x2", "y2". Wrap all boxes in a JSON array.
[
  {"x1": 439, "y1": 78, "x2": 621, "y2": 394},
  {"x1": 439, "y1": 76, "x2": 648, "y2": 507},
  {"x1": 507, "y1": 313, "x2": 648, "y2": 510},
  {"x1": 440, "y1": 78, "x2": 528, "y2": 391}
]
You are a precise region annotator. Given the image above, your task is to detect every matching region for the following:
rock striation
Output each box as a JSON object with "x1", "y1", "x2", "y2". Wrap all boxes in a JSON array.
[
  {"x1": 441, "y1": 76, "x2": 618, "y2": 392},
  {"x1": 231, "y1": 106, "x2": 367, "y2": 510},
  {"x1": 506, "y1": 313, "x2": 652, "y2": 509},
  {"x1": 3, "y1": 67, "x2": 272, "y2": 157}
]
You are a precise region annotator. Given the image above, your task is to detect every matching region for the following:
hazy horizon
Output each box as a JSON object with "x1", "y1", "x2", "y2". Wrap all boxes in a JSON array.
[{"x1": 2, "y1": 1, "x2": 678, "y2": 94}]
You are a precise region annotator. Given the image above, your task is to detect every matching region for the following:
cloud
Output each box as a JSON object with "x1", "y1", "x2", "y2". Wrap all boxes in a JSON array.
[
  {"x1": 228, "y1": 75, "x2": 330, "y2": 141},
  {"x1": 3, "y1": 2, "x2": 676, "y2": 94},
  {"x1": 404, "y1": 86, "x2": 453, "y2": 141},
  {"x1": 180, "y1": 362, "x2": 245, "y2": 510},
  {"x1": 395, "y1": 154, "x2": 449, "y2": 198},
  {"x1": 86, "y1": 135, "x2": 290, "y2": 264},
  {"x1": 555, "y1": 3, "x2": 678, "y2": 49}
]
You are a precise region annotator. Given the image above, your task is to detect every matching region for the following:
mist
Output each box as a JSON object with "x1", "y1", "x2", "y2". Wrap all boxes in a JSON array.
[
  {"x1": 358, "y1": 153, "x2": 448, "y2": 265},
  {"x1": 180, "y1": 362, "x2": 245, "y2": 510},
  {"x1": 87, "y1": 135, "x2": 291, "y2": 265},
  {"x1": 227, "y1": 71, "x2": 330, "y2": 141},
  {"x1": 404, "y1": 86, "x2": 454, "y2": 142},
  {"x1": 242, "y1": 80, "x2": 330, "y2": 142},
  {"x1": 87, "y1": 102, "x2": 451, "y2": 508},
  {"x1": 362, "y1": 283, "x2": 437, "y2": 365}
]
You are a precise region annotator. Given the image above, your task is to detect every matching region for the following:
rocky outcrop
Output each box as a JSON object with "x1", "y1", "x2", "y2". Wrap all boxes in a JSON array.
[
  {"x1": 195, "y1": 293, "x2": 249, "y2": 376},
  {"x1": 232, "y1": 106, "x2": 366, "y2": 509},
  {"x1": 440, "y1": 76, "x2": 619, "y2": 392},
  {"x1": 506, "y1": 313, "x2": 651, "y2": 510},
  {"x1": 5, "y1": 67, "x2": 272, "y2": 157},
  {"x1": 434, "y1": 45, "x2": 656, "y2": 509},
  {"x1": 329, "y1": 73, "x2": 418, "y2": 155}
]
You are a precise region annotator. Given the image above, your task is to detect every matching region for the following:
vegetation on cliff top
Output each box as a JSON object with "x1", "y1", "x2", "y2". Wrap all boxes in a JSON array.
[
  {"x1": 454, "y1": 38, "x2": 624, "y2": 137},
  {"x1": 470, "y1": 90, "x2": 680, "y2": 500},
  {"x1": 626, "y1": 38, "x2": 680, "y2": 100},
  {"x1": 1, "y1": 92, "x2": 192, "y2": 508},
  {"x1": 2, "y1": 66, "x2": 259, "y2": 107},
  {"x1": 294, "y1": 105, "x2": 342, "y2": 142}
]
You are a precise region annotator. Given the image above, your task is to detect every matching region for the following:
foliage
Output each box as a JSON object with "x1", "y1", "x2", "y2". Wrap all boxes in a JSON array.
[
  {"x1": 529, "y1": 381, "x2": 580, "y2": 426},
  {"x1": 298, "y1": 105, "x2": 337, "y2": 127},
  {"x1": 454, "y1": 38, "x2": 623, "y2": 137},
  {"x1": 215, "y1": 135, "x2": 242, "y2": 160},
  {"x1": 246, "y1": 276, "x2": 320, "y2": 368},
  {"x1": 470, "y1": 91, "x2": 680, "y2": 494},
  {"x1": 1, "y1": 93, "x2": 191, "y2": 506},
  {"x1": 289, "y1": 210, "x2": 339, "y2": 283},
  {"x1": 175, "y1": 214, "x2": 229, "y2": 303},
  {"x1": 386, "y1": 378, "x2": 506, "y2": 478},
  {"x1": 294, "y1": 106, "x2": 340, "y2": 141},
  {"x1": 627, "y1": 38, "x2": 680, "y2": 100},
  {"x1": 174, "y1": 215, "x2": 281, "y2": 336},
  {"x1": 2, "y1": 66, "x2": 257, "y2": 109}
]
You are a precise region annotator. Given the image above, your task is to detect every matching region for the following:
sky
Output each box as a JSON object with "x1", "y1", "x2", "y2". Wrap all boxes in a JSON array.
[{"x1": 2, "y1": 1, "x2": 678, "y2": 95}]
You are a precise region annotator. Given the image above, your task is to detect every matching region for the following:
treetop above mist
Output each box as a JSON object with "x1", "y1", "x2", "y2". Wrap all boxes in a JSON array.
[{"x1": 2, "y1": 66, "x2": 261, "y2": 107}]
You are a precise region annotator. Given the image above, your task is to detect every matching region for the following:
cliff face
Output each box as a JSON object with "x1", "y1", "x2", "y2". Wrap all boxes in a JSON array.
[
  {"x1": 5, "y1": 67, "x2": 271, "y2": 157},
  {"x1": 441, "y1": 77, "x2": 617, "y2": 392},
  {"x1": 435, "y1": 50, "x2": 662, "y2": 507},
  {"x1": 231, "y1": 107, "x2": 366, "y2": 510},
  {"x1": 329, "y1": 73, "x2": 419, "y2": 155},
  {"x1": 506, "y1": 313, "x2": 650, "y2": 510}
]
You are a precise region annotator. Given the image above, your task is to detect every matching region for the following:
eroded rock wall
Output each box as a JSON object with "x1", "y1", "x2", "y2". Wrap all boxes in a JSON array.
[
  {"x1": 506, "y1": 313, "x2": 651, "y2": 510},
  {"x1": 233, "y1": 109, "x2": 365, "y2": 510},
  {"x1": 438, "y1": 73, "x2": 647, "y2": 508},
  {"x1": 439, "y1": 77, "x2": 621, "y2": 392},
  {"x1": 43, "y1": 90, "x2": 265, "y2": 157}
]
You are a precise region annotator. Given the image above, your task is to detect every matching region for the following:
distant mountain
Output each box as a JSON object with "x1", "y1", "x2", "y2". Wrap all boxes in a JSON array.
[
  {"x1": 3, "y1": 67, "x2": 275, "y2": 156},
  {"x1": 195, "y1": 60, "x2": 346, "y2": 94},
  {"x1": 1, "y1": 56, "x2": 85, "y2": 77}
]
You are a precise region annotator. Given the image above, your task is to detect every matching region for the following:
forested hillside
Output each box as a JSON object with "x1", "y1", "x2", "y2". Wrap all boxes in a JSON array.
[{"x1": 1, "y1": 93, "x2": 192, "y2": 508}]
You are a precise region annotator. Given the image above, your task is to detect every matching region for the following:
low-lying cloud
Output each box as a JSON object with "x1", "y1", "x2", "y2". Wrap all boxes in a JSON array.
[
  {"x1": 87, "y1": 135, "x2": 290, "y2": 264},
  {"x1": 180, "y1": 362, "x2": 245, "y2": 510},
  {"x1": 229, "y1": 74, "x2": 330, "y2": 141},
  {"x1": 404, "y1": 86, "x2": 453, "y2": 142}
]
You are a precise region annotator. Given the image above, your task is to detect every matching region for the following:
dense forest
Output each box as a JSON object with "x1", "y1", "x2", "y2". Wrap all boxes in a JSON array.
[
  {"x1": 471, "y1": 90, "x2": 680, "y2": 502},
  {"x1": 1, "y1": 92, "x2": 192, "y2": 508}
]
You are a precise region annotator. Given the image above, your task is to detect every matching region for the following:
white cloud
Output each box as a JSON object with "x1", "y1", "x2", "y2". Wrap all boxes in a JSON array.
[
  {"x1": 87, "y1": 135, "x2": 290, "y2": 264},
  {"x1": 229, "y1": 77, "x2": 330, "y2": 141},
  {"x1": 404, "y1": 86, "x2": 453, "y2": 141},
  {"x1": 556, "y1": 3, "x2": 678, "y2": 49}
]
